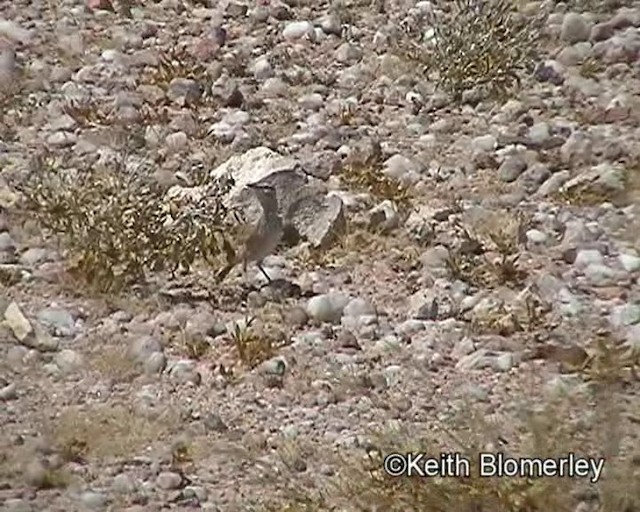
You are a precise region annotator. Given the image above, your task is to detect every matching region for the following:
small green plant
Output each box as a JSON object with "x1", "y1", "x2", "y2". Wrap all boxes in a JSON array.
[
  {"x1": 579, "y1": 56, "x2": 605, "y2": 79},
  {"x1": 17, "y1": 153, "x2": 237, "y2": 293},
  {"x1": 340, "y1": 160, "x2": 413, "y2": 215},
  {"x1": 396, "y1": 0, "x2": 546, "y2": 102},
  {"x1": 176, "y1": 327, "x2": 211, "y2": 361},
  {"x1": 230, "y1": 316, "x2": 287, "y2": 370},
  {"x1": 61, "y1": 96, "x2": 112, "y2": 128},
  {"x1": 142, "y1": 44, "x2": 214, "y2": 106}
]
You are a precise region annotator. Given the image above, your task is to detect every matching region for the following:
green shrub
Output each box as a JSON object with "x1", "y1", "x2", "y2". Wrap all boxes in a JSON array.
[
  {"x1": 397, "y1": 0, "x2": 546, "y2": 102},
  {"x1": 17, "y1": 154, "x2": 236, "y2": 293}
]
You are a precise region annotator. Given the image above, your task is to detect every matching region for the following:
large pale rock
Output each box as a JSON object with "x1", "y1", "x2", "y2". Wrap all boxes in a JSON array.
[{"x1": 166, "y1": 147, "x2": 345, "y2": 249}]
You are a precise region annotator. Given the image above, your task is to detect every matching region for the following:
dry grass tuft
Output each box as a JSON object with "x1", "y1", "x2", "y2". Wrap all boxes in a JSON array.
[
  {"x1": 90, "y1": 346, "x2": 139, "y2": 383},
  {"x1": 51, "y1": 404, "x2": 178, "y2": 461},
  {"x1": 228, "y1": 314, "x2": 291, "y2": 371}
]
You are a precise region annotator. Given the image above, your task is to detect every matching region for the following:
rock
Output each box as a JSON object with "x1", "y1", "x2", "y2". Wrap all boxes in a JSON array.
[
  {"x1": 3, "y1": 498, "x2": 33, "y2": 512},
  {"x1": 6, "y1": 345, "x2": 28, "y2": 366},
  {"x1": 492, "y1": 353, "x2": 515, "y2": 372},
  {"x1": 112, "y1": 473, "x2": 137, "y2": 494},
  {"x1": 37, "y1": 307, "x2": 75, "y2": 337},
  {"x1": 561, "y1": 163, "x2": 626, "y2": 197},
  {"x1": 528, "y1": 122, "x2": 551, "y2": 145},
  {"x1": 167, "y1": 78, "x2": 203, "y2": 105},
  {"x1": 307, "y1": 293, "x2": 351, "y2": 323},
  {"x1": 583, "y1": 263, "x2": 616, "y2": 285},
  {"x1": 319, "y1": 14, "x2": 342, "y2": 36},
  {"x1": 343, "y1": 298, "x2": 376, "y2": 318},
  {"x1": 561, "y1": 13, "x2": 591, "y2": 44},
  {"x1": 455, "y1": 349, "x2": 492, "y2": 370},
  {"x1": 0, "y1": 382, "x2": 17, "y2": 400},
  {"x1": 574, "y1": 249, "x2": 604, "y2": 268},
  {"x1": 0, "y1": 231, "x2": 16, "y2": 252},
  {"x1": 0, "y1": 45, "x2": 19, "y2": 95},
  {"x1": 20, "y1": 248, "x2": 52, "y2": 266},
  {"x1": 282, "y1": 21, "x2": 315, "y2": 41},
  {"x1": 143, "y1": 352, "x2": 167, "y2": 375},
  {"x1": 550, "y1": 162, "x2": 583, "y2": 195},
  {"x1": 156, "y1": 471, "x2": 183, "y2": 490},
  {"x1": 471, "y1": 134, "x2": 497, "y2": 152},
  {"x1": 368, "y1": 200, "x2": 400, "y2": 232},
  {"x1": 534, "y1": 60, "x2": 565, "y2": 85},
  {"x1": 55, "y1": 349, "x2": 85, "y2": 374},
  {"x1": 2, "y1": 304, "x2": 22, "y2": 335},
  {"x1": 0, "y1": 19, "x2": 32, "y2": 44},
  {"x1": 383, "y1": 154, "x2": 420, "y2": 185},
  {"x1": 167, "y1": 360, "x2": 201, "y2": 385},
  {"x1": 590, "y1": 21, "x2": 616, "y2": 42},
  {"x1": 498, "y1": 155, "x2": 528, "y2": 182},
  {"x1": 619, "y1": 253, "x2": 640, "y2": 272},
  {"x1": 165, "y1": 131, "x2": 188, "y2": 153},
  {"x1": 127, "y1": 336, "x2": 163, "y2": 364},
  {"x1": 610, "y1": 304, "x2": 640, "y2": 328},
  {"x1": 23, "y1": 459, "x2": 48, "y2": 488},
  {"x1": 251, "y1": 56, "x2": 273, "y2": 80},
  {"x1": 284, "y1": 306, "x2": 309, "y2": 327},
  {"x1": 259, "y1": 356, "x2": 287, "y2": 376},
  {"x1": 177, "y1": 147, "x2": 308, "y2": 224},
  {"x1": 78, "y1": 491, "x2": 108, "y2": 510},
  {"x1": 203, "y1": 413, "x2": 228, "y2": 433},
  {"x1": 335, "y1": 43, "x2": 362, "y2": 63},
  {"x1": 604, "y1": 94, "x2": 631, "y2": 123},
  {"x1": 287, "y1": 190, "x2": 346, "y2": 249},
  {"x1": 525, "y1": 229, "x2": 548, "y2": 246}
]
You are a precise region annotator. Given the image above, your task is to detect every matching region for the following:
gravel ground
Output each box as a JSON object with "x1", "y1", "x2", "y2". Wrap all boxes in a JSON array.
[{"x1": 1, "y1": 0, "x2": 640, "y2": 511}]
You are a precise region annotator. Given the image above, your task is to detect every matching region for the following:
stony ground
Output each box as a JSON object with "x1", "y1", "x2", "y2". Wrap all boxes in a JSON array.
[{"x1": 1, "y1": 0, "x2": 640, "y2": 511}]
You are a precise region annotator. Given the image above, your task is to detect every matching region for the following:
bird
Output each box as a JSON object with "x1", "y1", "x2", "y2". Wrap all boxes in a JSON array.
[{"x1": 216, "y1": 182, "x2": 283, "y2": 283}]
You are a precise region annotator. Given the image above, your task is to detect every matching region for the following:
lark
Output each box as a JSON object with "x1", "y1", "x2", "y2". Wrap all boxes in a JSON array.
[{"x1": 216, "y1": 182, "x2": 283, "y2": 283}]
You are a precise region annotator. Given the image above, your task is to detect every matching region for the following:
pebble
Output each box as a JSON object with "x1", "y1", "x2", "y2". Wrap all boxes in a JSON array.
[
  {"x1": 112, "y1": 473, "x2": 137, "y2": 494},
  {"x1": 156, "y1": 471, "x2": 183, "y2": 490},
  {"x1": 127, "y1": 336, "x2": 163, "y2": 364},
  {"x1": 251, "y1": 56, "x2": 273, "y2": 80},
  {"x1": 610, "y1": 304, "x2": 640, "y2": 328},
  {"x1": 79, "y1": 491, "x2": 109, "y2": 509},
  {"x1": 306, "y1": 293, "x2": 351, "y2": 323},
  {"x1": 574, "y1": 249, "x2": 604, "y2": 268},
  {"x1": 282, "y1": 21, "x2": 315, "y2": 41},
  {"x1": 54, "y1": 349, "x2": 85, "y2": 374},
  {"x1": 23, "y1": 459, "x2": 48, "y2": 488},
  {"x1": 168, "y1": 360, "x2": 201, "y2": 385},
  {"x1": 525, "y1": 229, "x2": 548, "y2": 245},
  {"x1": 471, "y1": 134, "x2": 497, "y2": 152},
  {"x1": 143, "y1": 352, "x2": 167, "y2": 375},
  {"x1": 343, "y1": 297, "x2": 376, "y2": 318},
  {"x1": 498, "y1": 155, "x2": 527, "y2": 182},
  {"x1": 0, "y1": 231, "x2": 16, "y2": 252},
  {"x1": 37, "y1": 307, "x2": 75, "y2": 337},
  {"x1": 561, "y1": 13, "x2": 591, "y2": 44},
  {"x1": 20, "y1": 248, "x2": 52, "y2": 266},
  {"x1": 619, "y1": 253, "x2": 640, "y2": 273}
]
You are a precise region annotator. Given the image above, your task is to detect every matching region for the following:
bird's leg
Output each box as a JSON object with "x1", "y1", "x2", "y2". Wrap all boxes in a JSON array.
[{"x1": 256, "y1": 262, "x2": 272, "y2": 283}]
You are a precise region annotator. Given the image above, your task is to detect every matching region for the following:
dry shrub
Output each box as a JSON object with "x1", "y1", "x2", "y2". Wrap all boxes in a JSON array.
[
  {"x1": 395, "y1": 0, "x2": 546, "y2": 102},
  {"x1": 16, "y1": 153, "x2": 237, "y2": 293}
]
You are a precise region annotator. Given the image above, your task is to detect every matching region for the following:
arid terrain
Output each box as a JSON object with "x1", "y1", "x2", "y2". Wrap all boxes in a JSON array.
[{"x1": 1, "y1": 0, "x2": 640, "y2": 511}]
